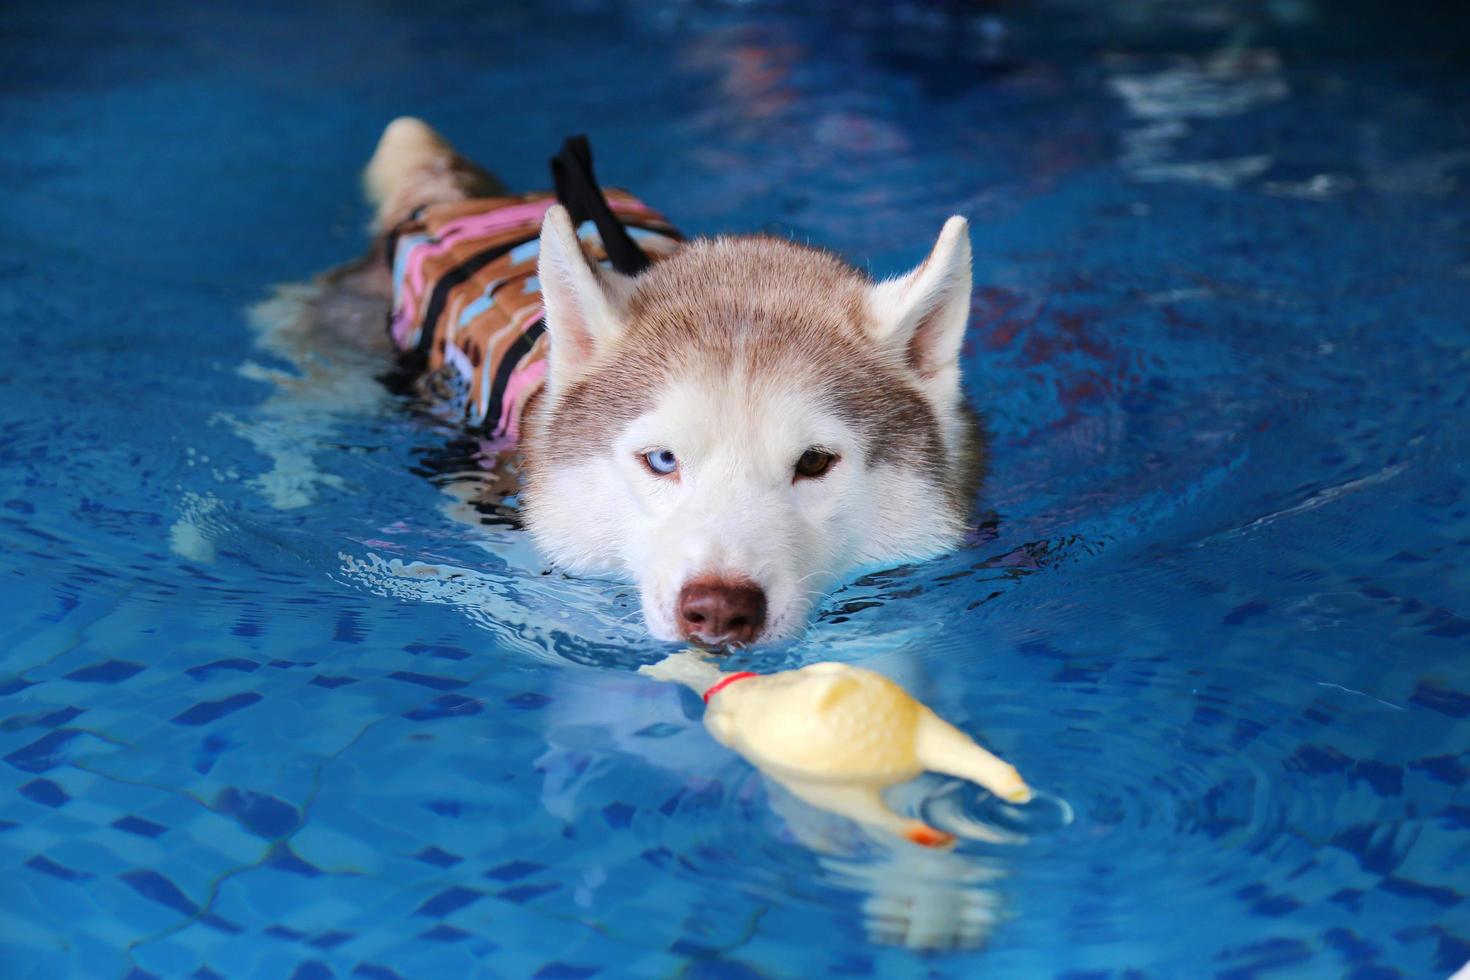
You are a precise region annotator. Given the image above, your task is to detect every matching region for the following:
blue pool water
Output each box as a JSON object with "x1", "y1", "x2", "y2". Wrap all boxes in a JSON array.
[{"x1": 3, "y1": 0, "x2": 1469, "y2": 976}]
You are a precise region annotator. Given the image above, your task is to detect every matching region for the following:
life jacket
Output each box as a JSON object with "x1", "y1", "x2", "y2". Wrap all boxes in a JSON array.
[{"x1": 384, "y1": 137, "x2": 681, "y2": 445}]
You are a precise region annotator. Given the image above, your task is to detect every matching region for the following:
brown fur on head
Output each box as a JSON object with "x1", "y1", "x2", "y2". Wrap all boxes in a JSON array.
[{"x1": 534, "y1": 236, "x2": 944, "y2": 463}]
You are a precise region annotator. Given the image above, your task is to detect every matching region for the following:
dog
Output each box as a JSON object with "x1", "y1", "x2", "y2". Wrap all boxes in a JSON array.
[{"x1": 318, "y1": 117, "x2": 983, "y2": 646}]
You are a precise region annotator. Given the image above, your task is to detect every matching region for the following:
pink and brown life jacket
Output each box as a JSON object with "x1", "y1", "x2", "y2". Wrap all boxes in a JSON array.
[{"x1": 384, "y1": 138, "x2": 681, "y2": 447}]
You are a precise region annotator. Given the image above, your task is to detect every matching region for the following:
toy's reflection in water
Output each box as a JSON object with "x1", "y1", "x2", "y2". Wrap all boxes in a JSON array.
[
  {"x1": 533, "y1": 653, "x2": 1041, "y2": 950},
  {"x1": 766, "y1": 780, "x2": 1008, "y2": 949}
]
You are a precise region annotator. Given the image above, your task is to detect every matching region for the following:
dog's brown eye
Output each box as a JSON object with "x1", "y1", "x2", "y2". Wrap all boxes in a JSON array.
[{"x1": 794, "y1": 448, "x2": 837, "y2": 480}]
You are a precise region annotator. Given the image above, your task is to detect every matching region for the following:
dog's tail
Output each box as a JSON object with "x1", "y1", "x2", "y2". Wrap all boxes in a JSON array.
[{"x1": 363, "y1": 117, "x2": 504, "y2": 233}]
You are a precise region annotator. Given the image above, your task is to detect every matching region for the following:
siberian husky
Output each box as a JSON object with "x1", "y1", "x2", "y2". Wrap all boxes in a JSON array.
[{"x1": 316, "y1": 118, "x2": 983, "y2": 645}]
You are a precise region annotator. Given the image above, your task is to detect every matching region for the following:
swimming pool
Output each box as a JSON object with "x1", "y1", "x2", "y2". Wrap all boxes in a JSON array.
[{"x1": 3, "y1": 0, "x2": 1468, "y2": 975}]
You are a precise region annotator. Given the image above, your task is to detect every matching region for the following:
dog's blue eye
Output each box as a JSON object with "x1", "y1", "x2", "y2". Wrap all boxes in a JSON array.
[{"x1": 643, "y1": 449, "x2": 679, "y2": 476}]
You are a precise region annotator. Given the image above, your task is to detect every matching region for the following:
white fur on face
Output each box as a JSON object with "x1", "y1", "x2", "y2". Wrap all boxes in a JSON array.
[{"x1": 529, "y1": 369, "x2": 962, "y2": 642}]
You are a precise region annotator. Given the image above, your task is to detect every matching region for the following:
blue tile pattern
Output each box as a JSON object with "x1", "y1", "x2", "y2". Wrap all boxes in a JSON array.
[{"x1": 3, "y1": 0, "x2": 1470, "y2": 977}]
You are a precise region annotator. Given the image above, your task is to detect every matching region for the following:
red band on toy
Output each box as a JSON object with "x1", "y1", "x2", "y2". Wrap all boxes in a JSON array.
[
  {"x1": 702, "y1": 672, "x2": 757, "y2": 703},
  {"x1": 906, "y1": 826, "x2": 957, "y2": 849}
]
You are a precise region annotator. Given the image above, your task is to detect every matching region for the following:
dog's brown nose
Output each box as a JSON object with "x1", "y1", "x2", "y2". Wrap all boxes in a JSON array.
[{"x1": 677, "y1": 578, "x2": 767, "y2": 645}]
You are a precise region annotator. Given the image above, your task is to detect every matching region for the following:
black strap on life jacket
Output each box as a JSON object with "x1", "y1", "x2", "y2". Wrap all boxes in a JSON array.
[{"x1": 550, "y1": 135, "x2": 652, "y2": 276}]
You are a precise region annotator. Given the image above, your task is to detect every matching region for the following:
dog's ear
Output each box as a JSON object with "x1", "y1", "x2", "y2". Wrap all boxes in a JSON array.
[
  {"x1": 866, "y1": 216, "x2": 973, "y2": 400},
  {"x1": 537, "y1": 204, "x2": 635, "y2": 391}
]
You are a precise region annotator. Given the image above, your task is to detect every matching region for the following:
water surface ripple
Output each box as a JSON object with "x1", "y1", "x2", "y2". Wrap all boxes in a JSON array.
[{"x1": 1, "y1": 1, "x2": 1468, "y2": 977}]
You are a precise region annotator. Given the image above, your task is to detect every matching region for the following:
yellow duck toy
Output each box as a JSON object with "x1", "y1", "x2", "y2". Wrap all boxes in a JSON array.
[{"x1": 639, "y1": 651, "x2": 1031, "y2": 848}]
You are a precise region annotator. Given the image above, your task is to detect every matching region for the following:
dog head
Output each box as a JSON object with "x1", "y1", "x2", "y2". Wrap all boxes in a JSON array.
[{"x1": 521, "y1": 206, "x2": 980, "y2": 645}]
